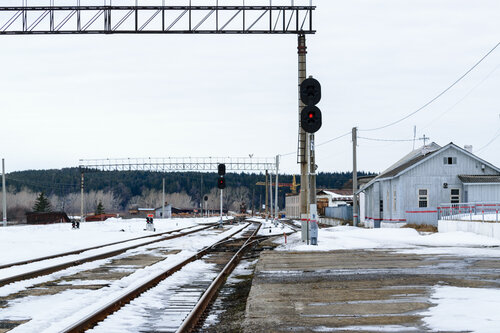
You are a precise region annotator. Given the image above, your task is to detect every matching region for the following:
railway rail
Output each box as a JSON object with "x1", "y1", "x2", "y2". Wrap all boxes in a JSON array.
[
  {"x1": 0, "y1": 223, "x2": 218, "y2": 288},
  {"x1": 59, "y1": 221, "x2": 262, "y2": 332},
  {"x1": 281, "y1": 219, "x2": 301, "y2": 232},
  {"x1": 0, "y1": 224, "x2": 205, "y2": 270}
]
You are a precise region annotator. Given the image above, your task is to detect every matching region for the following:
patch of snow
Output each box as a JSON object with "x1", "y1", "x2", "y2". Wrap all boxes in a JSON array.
[
  {"x1": 422, "y1": 285, "x2": 500, "y2": 333},
  {"x1": 275, "y1": 226, "x2": 500, "y2": 254},
  {"x1": 0, "y1": 217, "x2": 222, "y2": 265}
]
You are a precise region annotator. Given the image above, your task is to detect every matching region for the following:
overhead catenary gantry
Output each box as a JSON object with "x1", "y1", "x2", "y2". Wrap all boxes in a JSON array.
[
  {"x1": 0, "y1": 1, "x2": 315, "y2": 35},
  {"x1": 2, "y1": 0, "x2": 317, "y2": 224},
  {"x1": 79, "y1": 156, "x2": 277, "y2": 172}
]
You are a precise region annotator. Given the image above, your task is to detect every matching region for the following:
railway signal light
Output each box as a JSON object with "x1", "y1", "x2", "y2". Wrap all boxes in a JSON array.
[
  {"x1": 218, "y1": 177, "x2": 226, "y2": 189},
  {"x1": 300, "y1": 77, "x2": 322, "y2": 133},
  {"x1": 300, "y1": 77, "x2": 321, "y2": 106},
  {"x1": 301, "y1": 105, "x2": 322, "y2": 133},
  {"x1": 218, "y1": 164, "x2": 226, "y2": 176},
  {"x1": 204, "y1": 195, "x2": 208, "y2": 201}
]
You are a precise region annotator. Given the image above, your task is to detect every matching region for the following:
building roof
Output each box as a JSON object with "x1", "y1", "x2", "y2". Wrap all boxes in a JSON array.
[
  {"x1": 317, "y1": 189, "x2": 353, "y2": 200},
  {"x1": 358, "y1": 142, "x2": 500, "y2": 193},
  {"x1": 377, "y1": 142, "x2": 441, "y2": 179},
  {"x1": 458, "y1": 175, "x2": 500, "y2": 184}
]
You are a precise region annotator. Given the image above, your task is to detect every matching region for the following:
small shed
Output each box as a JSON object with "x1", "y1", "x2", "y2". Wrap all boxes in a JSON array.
[
  {"x1": 155, "y1": 204, "x2": 172, "y2": 218},
  {"x1": 26, "y1": 212, "x2": 70, "y2": 224}
]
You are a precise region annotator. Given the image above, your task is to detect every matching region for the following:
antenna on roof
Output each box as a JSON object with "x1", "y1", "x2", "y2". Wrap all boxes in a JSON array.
[{"x1": 412, "y1": 126, "x2": 417, "y2": 150}]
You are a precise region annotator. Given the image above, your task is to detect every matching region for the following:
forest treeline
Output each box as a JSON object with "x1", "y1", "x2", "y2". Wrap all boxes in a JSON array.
[{"x1": 1, "y1": 168, "x2": 374, "y2": 220}]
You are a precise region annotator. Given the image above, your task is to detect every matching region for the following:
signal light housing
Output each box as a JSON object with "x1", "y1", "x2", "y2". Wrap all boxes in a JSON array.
[
  {"x1": 300, "y1": 78, "x2": 321, "y2": 106},
  {"x1": 300, "y1": 77, "x2": 322, "y2": 133},
  {"x1": 301, "y1": 106, "x2": 322, "y2": 133},
  {"x1": 218, "y1": 176, "x2": 226, "y2": 189},
  {"x1": 218, "y1": 164, "x2": 226, "y2": 176}
]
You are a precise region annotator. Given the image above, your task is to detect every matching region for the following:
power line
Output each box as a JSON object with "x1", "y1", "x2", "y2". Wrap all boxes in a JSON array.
[
  {"x1": 476, "y1": 128, "x2": 500, "y2": 153},
  {"x1": 358, "y1": 136, "x2": 425, "y2": 142},
  {"x1": 316, "y1": 131, "x2": 352, "y2": 147},
  {"x1": 421, "y1": 62, "x2": 500, "y2": 131},
  {"x1": 360, "y1": 41, "x2": 500, "y2": 132}
]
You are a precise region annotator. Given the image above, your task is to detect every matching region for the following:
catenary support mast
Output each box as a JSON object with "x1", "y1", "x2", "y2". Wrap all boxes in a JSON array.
[
  {"x1": 2, "y1": 159, "x2": 6, "y2": 226},
  {"x1": 352, "y1": 127, "x2": 358, "y2": 226},
  {"x1": 298, "y1": 34, "x2": 308, "y2": 218}
]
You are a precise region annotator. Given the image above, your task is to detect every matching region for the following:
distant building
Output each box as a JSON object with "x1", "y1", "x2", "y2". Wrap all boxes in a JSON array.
[
  {"x1": 85, "y1": 213, "x2": 119, "y2": 222},
  {"x1": 285, "y1": 189, "x2": 353, "y2": 218},
  {"x1": 26, "y1": 211, "x2": 70, "y2": 224},
  {"x1": 155, "y1": 204, "x2": 172, "y2": 218},
  {"x1": 285, "y1": 193, "x2": 300, "y2": 218},
  {"x1": 358, "y1": 142, "x2": 500, "y2": 227}
]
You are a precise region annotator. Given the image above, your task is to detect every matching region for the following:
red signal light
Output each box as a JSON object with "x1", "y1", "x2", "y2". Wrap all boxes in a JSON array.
[{"x1": 308, "y1": 112, "x2": 313, "y2": 119}]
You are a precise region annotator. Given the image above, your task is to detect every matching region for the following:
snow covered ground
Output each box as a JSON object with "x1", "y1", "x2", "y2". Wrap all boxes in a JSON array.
[
  {"x1": 0, "y1": 216, "x2": 229, "y2": 265},
  {"x1": 250, "y1": 217, "x2": 295, "y2": 236},
  {"x1": 275, "y1": 225, "x2": 500, "y2": 253}
]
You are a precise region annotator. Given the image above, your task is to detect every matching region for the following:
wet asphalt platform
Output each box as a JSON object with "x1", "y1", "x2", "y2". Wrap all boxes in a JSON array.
[{"x1": 243, "y1": 249, "x2": 500, "y2": 332}]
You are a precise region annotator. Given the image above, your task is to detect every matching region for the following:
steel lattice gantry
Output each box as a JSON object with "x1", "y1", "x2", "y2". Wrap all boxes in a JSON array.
[
  {"x1": 0, "y1": 2, "x2": 315, "y2": 35},
  {"x1": 79, "y1": 157, "x2": 277, "y2": 172}
]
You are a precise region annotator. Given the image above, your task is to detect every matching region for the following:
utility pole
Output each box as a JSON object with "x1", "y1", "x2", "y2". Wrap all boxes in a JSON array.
[
  {"x1": 352, "y1": 127, "x2": 358, "y2": 227},
  {"x1": 265, "y1": 170, "x2": 269, "y2": 220},
  {"x1": 2, "y1": 159, "x2": 7, "y2": 227},
  {"x1": 162, "y1": 177, "x2": 165, "y2": 219},
  {"x1": 309, "y1": 133, "x2": 316, "y2": 215},
  {"x1": 200, "y1": 174, "x2": 203, "y2": 217},
  {"x1": 259, "y1": 194, "x2": 262, "y2": 215},
  {"x1": 269, "y1": 172, "x2": 274, "y2": 221},
  {"x1": 79, "y1": 171, "x2": 84, "y2": 228},
  {"x1": 298, "y1": 34, "x2": 309, "y2": 220},
  {"x1": 220, "y1": 188, "x2": 223, "y2": 228},
  {"x1": 252, "y1": 187, "x2": 255, "y2": 216},
  {"x1": 274, "y1": 155, "x2": 279, "y2": 222}
]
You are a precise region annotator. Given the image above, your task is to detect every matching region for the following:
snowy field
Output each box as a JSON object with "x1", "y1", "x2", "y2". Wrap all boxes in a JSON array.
[
  {"x1": 0, "y1": 216, "x2": 229, "y2": 265},
  {"x1": 275, "y1": 226, "x2": 500, "y2": 333}
]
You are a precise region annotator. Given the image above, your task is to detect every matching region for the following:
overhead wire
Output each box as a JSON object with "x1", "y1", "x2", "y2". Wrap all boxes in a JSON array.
[
  {"x1": 360, "y1": 41, "x2": 500, "y2": 132},
  {"x1": 476, "y1": 128, "x2": 500, "y2": 153},
  {"x1": 421, "y1": 62, "x2": 500, "y2": 131},
  {"x1": 358, "y1": 136, "x2": 425, "y2": 142}
]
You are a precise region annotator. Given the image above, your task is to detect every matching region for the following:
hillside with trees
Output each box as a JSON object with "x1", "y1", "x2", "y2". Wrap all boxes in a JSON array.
[{"x1": 1, "y1": 168, "x2": 374, "y2": 222}]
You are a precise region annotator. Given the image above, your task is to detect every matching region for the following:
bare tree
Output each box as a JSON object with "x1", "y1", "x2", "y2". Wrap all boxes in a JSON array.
[
  {"x1": 127, "y1": 190, "x2": 194, "y2": 210},
  {"x1": 205, "y1": 186, "x2": 250, "y2": 212}
]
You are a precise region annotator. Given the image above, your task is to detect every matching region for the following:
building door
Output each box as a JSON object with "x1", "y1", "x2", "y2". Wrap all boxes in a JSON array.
[{"x1": 379, "y1": 200, "x2": 384, "y2": 219}]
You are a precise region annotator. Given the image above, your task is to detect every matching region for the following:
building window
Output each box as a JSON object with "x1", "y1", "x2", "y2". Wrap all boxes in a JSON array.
[
  {"x1": 443, "y1": 157, "x2": 457, "y2": 165},
  {"x1": 418, "y1": 189, "x2": 428, "y2": 208},
  {"x1": 451, "y1": 189, "x2": 460, "y2": 204}
]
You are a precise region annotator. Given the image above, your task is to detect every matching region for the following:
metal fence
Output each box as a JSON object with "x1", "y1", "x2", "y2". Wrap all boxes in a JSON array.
[
  {"x1": 325, "y1": 205, "x2": 353, "y2": 221},
  {"x1": 438, "y1": 202, "x2": 500, "y2": 222}
]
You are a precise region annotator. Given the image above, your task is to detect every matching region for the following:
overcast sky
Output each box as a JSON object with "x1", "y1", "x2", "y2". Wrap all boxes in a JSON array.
[{"x1": 1, "y1": 0, "x2": 499, "y2": 175}]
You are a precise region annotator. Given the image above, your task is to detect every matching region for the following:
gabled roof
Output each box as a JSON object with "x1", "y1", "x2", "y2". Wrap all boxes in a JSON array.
[
  {"x1": 358, "y1": 142, "x2": 500, "y2": 193},
  {"x1": 317, "y1": 189, "x2": 353, "y2": 199},
  {"x1": 458, "y1": 175, "x2": 500, "y2": 184}
]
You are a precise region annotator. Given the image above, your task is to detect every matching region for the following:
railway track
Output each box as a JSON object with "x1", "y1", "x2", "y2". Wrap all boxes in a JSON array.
[
  {"x1": 0, "y1": 221, "x2": 261, "y2": 332},
  {"x1": 0, "y1": 223, "x2": 218, "y2": 288},
  {"x1": 0, "y1": 224, "x2": 201, "y2": 270},
  {"x1": 62, "y1": 222, "x2": 261, "y2": 332},
  {"x1": 281, "y1": 219, "x2": 301, "y2": 232}
]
